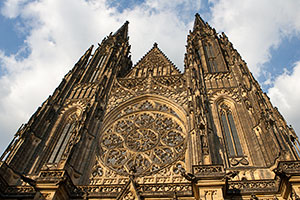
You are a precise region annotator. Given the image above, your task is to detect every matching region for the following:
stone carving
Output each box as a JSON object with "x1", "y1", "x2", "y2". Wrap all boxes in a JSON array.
[
  {"x1": 73, "y1": 183, "x2": 192, "y2": 198},
  {"x1": 138, "y1": 183, "x2": 192, "y2": 193},
  {"x1": 39, "y1": 170, "x2": 64, "y2": 178},
  {"x1": 229, "y1": 157, "x2": 249, "y2": 166},
  {"x1": 135, "y1": 161, "x2": 188, "y2": 184},
  {"x1": 106, "y1": 75, "x2": 187, "y2": 115},
  {"x1": 276, "y1": 161, "x2": 300, "y2": 174},
  {"x1": 77, "y1": 185, "x2": 123, "y2": 194},
  {"x1": 204, "y1": 190, "x2": 217, "y2": 200},
  {"x1": 208, "y1": 88, "x2": 242, "y2": 104},
  {"x1": 99, "y1": 100, "x2": 186, "y2": 176},
  {"x1": 228, "y1": 178, "x2": 280, "y2": 194},
  {"x1": 90, "y1": 159, "x2": 187, "y2": 185},
  {"x1": 193, "y1": 165, "x2": 225, "y2": 177},
  {"x1": 3, "y1": 15, "x2": 300, "y2": 200},
  {"x1": 5, "y1": 186, "x2": 35, "y2": 194},
  {"x1": 122, "y1": 191, "x2": 135, "y2": 200},
  {"x1": 126, "y1": 44, "x2": 180, "y2": 78}
]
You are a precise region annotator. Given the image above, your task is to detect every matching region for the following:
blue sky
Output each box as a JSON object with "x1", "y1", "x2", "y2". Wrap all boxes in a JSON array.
[{"x1": 0, "y1": 0, "x2": 300, "y2": 154}]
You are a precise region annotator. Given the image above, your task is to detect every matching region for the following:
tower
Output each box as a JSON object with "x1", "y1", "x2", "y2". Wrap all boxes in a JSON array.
[{"x1": 0, "y1": 14, "x2": 300, "y2": 200}]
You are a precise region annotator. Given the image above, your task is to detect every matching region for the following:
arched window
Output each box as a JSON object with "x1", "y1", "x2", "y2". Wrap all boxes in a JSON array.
[
  {"x1": 48, "y1": 114, "x2": 77, "y2": 163},
  {"x1": 219, "y1": 104, "x2": 243, "y2": 157},
  {"x1": 204, "y1": 43, "x2": 218, "y2": 72}
]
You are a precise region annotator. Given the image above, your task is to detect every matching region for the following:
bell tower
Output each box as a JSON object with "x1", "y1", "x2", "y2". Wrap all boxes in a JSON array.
[
  {"x1": 1, "y1": 14, "x2": 300, "y2": 200},
  {"x1": 186, "y1": 14, "x2": 299, "y2": 167},
  {"x1": 185, "y1": 14, "x2": 300, "y2": 199}
]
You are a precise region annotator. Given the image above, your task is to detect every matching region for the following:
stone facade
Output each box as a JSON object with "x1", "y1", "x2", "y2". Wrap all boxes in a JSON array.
[{"x1": 1, "y1": 14, "x2": 300, "y2": 200}]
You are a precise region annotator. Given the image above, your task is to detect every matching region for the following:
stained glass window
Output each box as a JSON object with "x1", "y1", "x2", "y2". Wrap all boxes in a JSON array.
[
  {"x1": 219, "y1": 104, "x2": 243, "y2": 157},
  {"x1": 48, "y1": 115, "x2": 77, "y2": 163}
]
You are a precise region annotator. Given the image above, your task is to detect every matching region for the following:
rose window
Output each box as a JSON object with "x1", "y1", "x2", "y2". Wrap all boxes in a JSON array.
[{"x1": 99, "y1": 100, "x2": 186, "y2": 176}]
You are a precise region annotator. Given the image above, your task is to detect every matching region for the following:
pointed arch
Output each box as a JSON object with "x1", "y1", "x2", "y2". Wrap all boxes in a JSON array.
[
  {"x1": 203, "y1": 42, "x2": 218, "y2": 73},
  {"x1": 48, "y1": 105, "x2": 84, "y2": 164},
  {"x1": 219, "y1": 103, "x2": 243, "y2": 157},
  {"x1": 48, "y1": 113, "x2": 77, "y2": 163},
  {"x1": 212, "y1": 96, "x2": 246, "y2": 159}
]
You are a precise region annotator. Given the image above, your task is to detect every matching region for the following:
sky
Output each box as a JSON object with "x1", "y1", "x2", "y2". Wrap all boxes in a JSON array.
[{"x1": 0, "y1": 0, "x2": 300, "y2": 155}]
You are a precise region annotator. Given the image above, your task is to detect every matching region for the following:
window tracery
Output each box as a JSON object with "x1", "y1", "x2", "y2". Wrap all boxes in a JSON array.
[
  {"x1": 99, "y1": 99, "x2": 187, "y2": 176},
  {"x1": 48, "y1": 113, "x2": 78, "y2": 163},
  {"x1": 219, "y1": 103, "x2": 243, "y2": 157},
  {"x1": 204, "y1": 43, "x2": 218, "y2": 72}
]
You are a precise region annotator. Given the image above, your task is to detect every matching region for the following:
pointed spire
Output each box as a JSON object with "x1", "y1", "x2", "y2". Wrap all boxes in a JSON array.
[
  {"x1": 193, "y1": 13, "x2": 206, "y2": 30},
  {"x1": 113, "y1": 20, "x2": 129, "y2": 40},
  {"x1": 76, "y1": 45, "x2": 93, "y2": 67}
]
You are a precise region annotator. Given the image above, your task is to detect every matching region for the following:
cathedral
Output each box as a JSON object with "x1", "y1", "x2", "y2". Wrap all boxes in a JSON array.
[{"x1": 1, "y1": 14, "x2": 300, "y2": 200}]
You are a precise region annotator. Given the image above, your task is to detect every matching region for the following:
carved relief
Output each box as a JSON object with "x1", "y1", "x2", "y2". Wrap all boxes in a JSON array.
[
  {"x1": 204, "y1": 190, "x2": 217, "y2": 200},
  {"x1": 208, "y1": 89, "x2": 242, "y2": 104},
  {"x1": 126, "y1": 44, "x2": 180, "y2": 78},
  {"x1": 106, "y1": 74, "x2": 187, "y2": 115},
  {"x1": 99, "y1": 106, "x2": 186, "y2": 176},
  {"x1": 90, "y1": 159, "x2": 129, "y2": 185},
  {"x1": 193, "y1": 165, "x2": 225, "y2": 177},
  {"x1": 136, "y1": 161, "x2": 188, "y2": 184},
  {"x1": 122, "y1": 191, "x2": 135, "y2": 200},
  {"x1": 92, "y1": 96, "x2": 189, "y2": 185},
  {"x1": 229, "y1": 157, "x2": 249, "y2": 166},
  {"x1": 276, "y1": 161, "x2": 300, "y2": 174},
  {"x1": 228, "y1": 178, "x2": 280, "y2": 194}
]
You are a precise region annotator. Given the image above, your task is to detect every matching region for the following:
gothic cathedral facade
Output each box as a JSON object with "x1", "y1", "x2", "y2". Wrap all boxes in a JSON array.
[{"x1": 1, "y1": 14, "x2": 300, "y2": 200}]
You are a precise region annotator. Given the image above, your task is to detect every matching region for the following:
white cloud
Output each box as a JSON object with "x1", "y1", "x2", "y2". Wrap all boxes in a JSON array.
[
  {"x1": 0, "y1": 0, "x2": 201, "y2": 153},
  {"x1": 0, "y1": 0, "x2": 28, "y2": 18},
  {"x1": 268, "y1": 62, "x2": 300, "y2": 136},
  {"x1": 1, "y1": 0, "x2": 300, "y2": 156},
  {"x1": 209, "y1": 0, "x2": 300, "y2": 76},
  {"x1": 209, "y1": 0, "x2": 300, "y2": 137}
]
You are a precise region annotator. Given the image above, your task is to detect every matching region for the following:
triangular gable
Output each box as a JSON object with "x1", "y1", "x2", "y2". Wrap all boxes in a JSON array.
[{"x1": 126, "y1": 43, "x2": 181, "y2": 78}]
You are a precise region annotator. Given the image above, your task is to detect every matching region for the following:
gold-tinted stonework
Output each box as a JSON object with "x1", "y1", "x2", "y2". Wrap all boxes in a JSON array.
[
  {"x1": 1, "y1": 15, "x2": 300, "y2": 200},
  {"x1": 99, "y1": 99, "x2": 187, "y2": 176}
]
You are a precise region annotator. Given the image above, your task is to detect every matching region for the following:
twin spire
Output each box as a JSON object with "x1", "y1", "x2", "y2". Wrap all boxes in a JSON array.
[
  {"x1": 95, "y1": 14, "x2": 207, "y2": 77},
  {"x1": 113, "y1": 13, "x2": 206, "y2": 39}
]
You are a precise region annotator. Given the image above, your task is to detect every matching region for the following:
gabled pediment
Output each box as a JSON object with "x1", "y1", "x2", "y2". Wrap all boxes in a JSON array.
[{"x1": 126, "y1": 43, "x2": 181, "y2": 78}]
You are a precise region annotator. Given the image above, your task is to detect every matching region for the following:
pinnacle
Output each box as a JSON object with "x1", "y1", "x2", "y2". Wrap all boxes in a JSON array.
[
  {"x1": 194, "y1": 13, "x2": 206, "y2": 30},
  {"x1": 113, "y1": 20, "x2": 129, "y2": 39},
  {"x1": 78, "y1": 45, "x2": 93, "y2": 63}
]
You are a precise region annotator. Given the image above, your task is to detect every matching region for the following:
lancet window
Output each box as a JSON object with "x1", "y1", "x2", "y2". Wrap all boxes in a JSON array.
[
  {"x1": 204, "y1": 43, "x2": 218, "y2": 72},
  {"x1": 219, "y1": 103, "x2": 243, "y2": 157},
  {"x1": 90, "y1": 55, "x2": 107, "y2": 82},
  {"x1": 48, "y1": 113, "x2": 77, "y2": 163}
]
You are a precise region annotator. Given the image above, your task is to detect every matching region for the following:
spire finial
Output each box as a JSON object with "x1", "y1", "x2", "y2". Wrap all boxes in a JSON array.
[
  {"x1": 113, "y1": 20, "x2": 129, "y2": 39},
  {"x1": 193, "y1": 13, "x2": 206, "y2": 30},
  {"x1": 153, "y1": 42, "x2": 158, "y2": 48}
]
